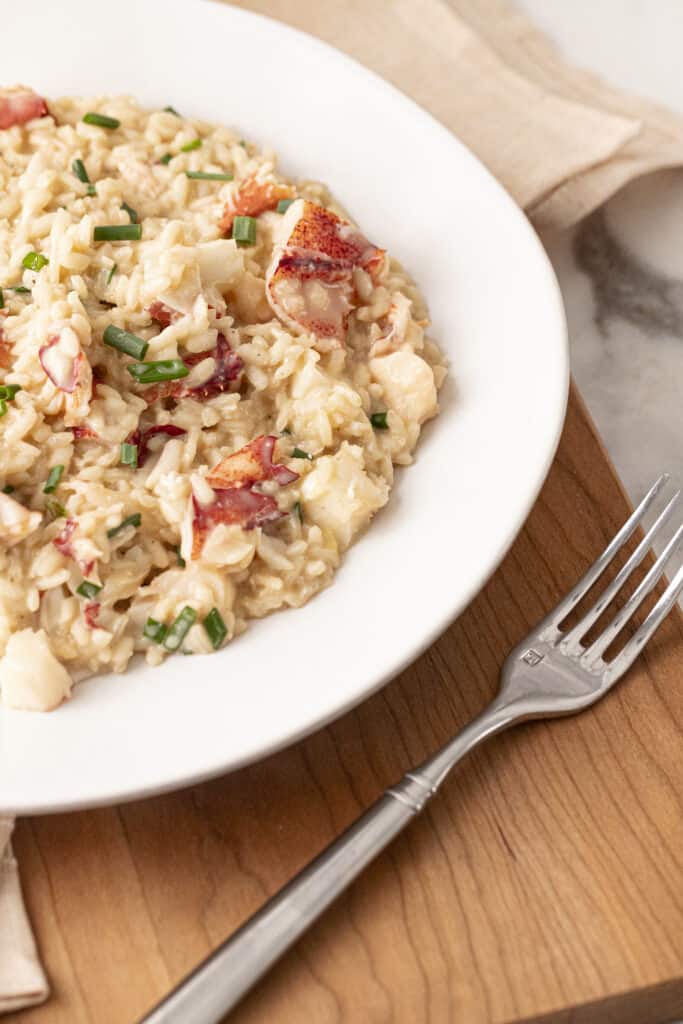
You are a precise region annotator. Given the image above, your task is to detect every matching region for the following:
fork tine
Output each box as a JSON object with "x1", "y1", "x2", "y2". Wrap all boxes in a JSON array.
[
  {"x1": 561, "y1": 490, "x2": 680, "y2": 651},
  {"x1": 603, "y1": 561, "x2": 683, "y2": 685},
  {"x1": 582, "y1": 521, "x2": 683, "y2": 665},
  {"x1": 540, "y1": 474, "x2": 669, "y2": 635}
]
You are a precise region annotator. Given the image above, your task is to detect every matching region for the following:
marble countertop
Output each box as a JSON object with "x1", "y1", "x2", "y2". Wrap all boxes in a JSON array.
[{"x1": 518, "y1": 0, "x2": 683, "y2": 506}]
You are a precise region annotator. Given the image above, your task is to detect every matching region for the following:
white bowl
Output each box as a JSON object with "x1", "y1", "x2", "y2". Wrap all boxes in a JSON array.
[{"x1": 0, "y1": 0, "x2": 568, "y2": 813}]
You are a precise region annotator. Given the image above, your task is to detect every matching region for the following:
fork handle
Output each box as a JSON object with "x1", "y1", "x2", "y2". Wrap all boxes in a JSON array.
[{"x1": 138, "y1": 705, "x2": 512, "y2": 1024}]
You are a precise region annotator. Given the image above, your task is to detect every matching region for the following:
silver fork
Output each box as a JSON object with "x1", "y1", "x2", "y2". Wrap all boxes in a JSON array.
[{"x1": 140, "y1": 475, "x2": 683, "y2": 1024}]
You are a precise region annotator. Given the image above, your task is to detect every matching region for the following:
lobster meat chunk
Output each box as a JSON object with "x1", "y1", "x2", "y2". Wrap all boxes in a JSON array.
[{"x1": 265, "y1": 199, "x2": 384, "y2": 348}]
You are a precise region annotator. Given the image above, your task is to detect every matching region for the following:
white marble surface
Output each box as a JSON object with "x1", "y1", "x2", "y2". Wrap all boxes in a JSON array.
[{"x1": 517, "y1": 0, "x2": 683, "y2": 507}]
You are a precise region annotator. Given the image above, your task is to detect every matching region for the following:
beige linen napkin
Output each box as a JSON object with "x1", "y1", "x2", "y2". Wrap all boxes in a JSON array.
[
  {"x1": 5, "y1": 0, "x2": 683, "y2": 1013},
  {"x1": 0, "y1": 821, "x2": 48, "y2": 1013}
]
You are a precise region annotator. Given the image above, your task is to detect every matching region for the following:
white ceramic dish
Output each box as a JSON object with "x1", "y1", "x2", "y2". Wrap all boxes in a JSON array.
[{"x1": 0, "y1": 0, "x2": 568, "y2": 814}]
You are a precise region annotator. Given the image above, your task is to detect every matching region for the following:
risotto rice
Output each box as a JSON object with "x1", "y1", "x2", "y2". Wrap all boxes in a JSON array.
[{"x1": 0, "y1": 88, "x2": 446, "y2": 711}]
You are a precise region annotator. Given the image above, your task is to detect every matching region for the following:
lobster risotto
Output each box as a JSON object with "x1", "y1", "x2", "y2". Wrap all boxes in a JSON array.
[{"x1": 0, "y1": 88, "x2": 446, "y2": 711}]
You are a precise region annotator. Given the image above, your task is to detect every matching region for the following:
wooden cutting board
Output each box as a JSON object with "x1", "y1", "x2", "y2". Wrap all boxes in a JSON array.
[{"x1": 8, "y1": 382, "x2": 683, "y2": 1024}]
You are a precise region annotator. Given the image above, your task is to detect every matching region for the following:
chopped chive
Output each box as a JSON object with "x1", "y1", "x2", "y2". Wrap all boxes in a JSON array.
[
  {"x1": 174, "y1": 544, "x2": 186, "y2": 568},
  {"x1": 163, "y1": 605, "x2": 197, "y2": 651},
  {"x1": 203, "y1": 607, "x2": 227, "y2": 649},
  {"x1": 185, "y1": 170, "x2": 233, "y2": 181},
  {"x1": 232, "y1": 215, "x2": 257, "y2": 246},
  {"x1": 72, "y1": 158, "x2": 89, "y2": 182},
  {"x1": 106, "y1": 263, "x2": 118, "y2": 285},
  {"x1": 45, "y1": 498, "x2": 66, "y2": 519},
  {"x1": 292, "y1": 501, "x2": 303, "y2": 523},
  {"x1": 180, "y1": 138, "x2": 202, "y2": 152},
  {"x1": 43, "y1": 464, "x2": 64, "y2": 493},
  {"x1": 76, "y1": 580, "x2": 102, "y2": 600},
  {"x1": 0, "y1": 400, "x2": 7, "y2": 418},
  {"x1": 159, "y1": 152, "x2": 173, "y2": 165},
  {"x1": 280, "y1": 427, "x2": 292, "y2": 436},
  {"x1": 107, "y1": 512, "x2": 142, "y2": 538},
  {"x1": 103, "y1": 324, "x2": 148, "y2": 360},
  {"x1": 83, "y1": 112, "x2": 120, "y2": 129},
  {"x1": 0, "y1": 385, "x2": 21, "y2": 400},
  {"x1": 238, "y1": 139, "x2": 246, "y2": 147},
  {"x1": 277, "y1": 198, "x2": 294, "y2": 214},
  {"x1": 127, "y1": 359, "x2": 189, "y2": 384},
  {"x1": 9, "y1": 286, "x2": 30, "y2": 294},
  {"x1": 144, "y1": 617, "x2": 168, "y2": 643},
  {"x1": 163, "y1": 105, "x2": 180, "y2": 116},
  {"x1": 120, "y1": 443, "x2": 138, "y2": 468},
  {"x1": 291, "y1": 447, "x2": 312, "y2": 460},
  {"x1": 72, "y1": 158, "x2": 96, "y2": 194},
  {"x1": 94, "y1": 224, "x2": 142, "y2": 242},
  {"x1": 0, "y1": 289, "x2": 3, "y2": 309},
  {"x1": 22, "y1": 251, "x2": 49, "y2": 272},
  {"x1": 121, "y1": 201, "x2": 139, "y2": 224},
  {"x1": 370, "y1": 411, "x2": 389, "y2": 430},
  {"x1": 2, "y1": 484, "x2": 14, "y2": 494}
]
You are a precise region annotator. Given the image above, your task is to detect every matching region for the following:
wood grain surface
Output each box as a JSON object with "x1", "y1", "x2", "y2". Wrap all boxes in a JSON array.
[{"x1": 9, "y1": 384, "x2": 683, "y2": 1024}]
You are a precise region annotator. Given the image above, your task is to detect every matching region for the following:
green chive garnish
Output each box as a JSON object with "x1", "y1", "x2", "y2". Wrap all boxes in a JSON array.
[
  {"x1": 2, "y1": 484, "x2": 14, "y2": 494},
  {"x1": 120, "y1": 443, "x2": 138, "y2": 468},
  {"x1": 76, "y1": 580, "x2": 102, "y2": 600},
  {"x1": 43, "y1": 465, "x2": 64, "y2": 493},
  {"x1": 0, "y1": 400, "x2": 8, "y2": 418},
  {"x1": 280, "y1": 427, "x2": 292, "y2": 436},
  {"x1": 94, "y1": 224, "x2": 142, "y2": 242},
  {"x1": 180, "y1": 138, "x2": 202, "y2": 152},
  {"x1": 174, "y1": 544, "x2": 186, "y2": 568},
  {"x1": 163, "y1": 105, "x2": 180, "y2": 116},
  {"x1": 163, "y1": 605, "x2": 197, "y2": 651},
  {"x1": 45, "y1": 498, "x2": 66, "y2": 519},
  {"x1": 232, "y1": 215, "x2": 257, "y2": 246},
  {"x1": 9, "y1": 286, "x2": 30, "y2": 294},
  {"x1": 370, "y1": 411, "x2": 389, "y2": 430},
  {"x1": 127, "y1": 359, "x2": 189, "y2": 384},
  {"x1": 293, "y1": 501, "x2": 303, "y2": 523},
  {"x1": 0, "y1": 385, "x2": 21, "y2": 400},
  {"x1": 72, "y1": 158, "x2": 96, "y2": 195},
  {"x1": 185, "y1": 170, "x2": 233, "y2": 181},
  {"x1": 203, "y1": 607, "x2": 227, "y2": 649},
  {"x1": 72, "y1": 158, "x2": 88, "y2": 182},
  {"x1": 83, "y1": 112, "x2": 120, "y2": 129},
  {"x1": 22, "y1": 252, "x2": 48, "y2": 272},
  {"x1": 103, "y1": 324, "x2": 148, "y2": 360},
  {"x1": 159, "y1": 153, "x2": 173, "y2": 165},
  {"x1": 144, "y1": 617, "x2": 167, "y2": 643},
  {"x1": 107, "y1": 512, "x2": 142, "y2": 538},
  {"x1": 0, "y1": 289, "x2": 4, "y2": 309},
  {"x1": 121, "y1": 201, "x2": 138, "y2": 224},
  {"x1": 106, "y1": 263, "x2": 118, "y2": 285},
  {"x1": 277, "y1": 198, "x2": 294, "y2": 214},
  {"x1": 291, "y1": 447, "x2": 312, "y2": 460}
]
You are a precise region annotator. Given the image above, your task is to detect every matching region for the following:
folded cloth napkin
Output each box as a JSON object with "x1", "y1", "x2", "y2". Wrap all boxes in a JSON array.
[
  {"x1": 5, "y1": 0, "x2": 683, "y2": 1012},
  {"x1": 0, "y1": 821, "x2": 48, "y2": 1013}
]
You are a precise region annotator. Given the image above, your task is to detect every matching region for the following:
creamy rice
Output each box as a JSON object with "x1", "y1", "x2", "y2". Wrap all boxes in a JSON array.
[{"x1": 0, "y1": 88, "x2": 446, "y2": 710}]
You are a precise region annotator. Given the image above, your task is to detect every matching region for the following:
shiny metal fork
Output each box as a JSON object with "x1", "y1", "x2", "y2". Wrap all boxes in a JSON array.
[{"x1": 140, "y1": 475, "x2": 683, "y2": 1024}]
